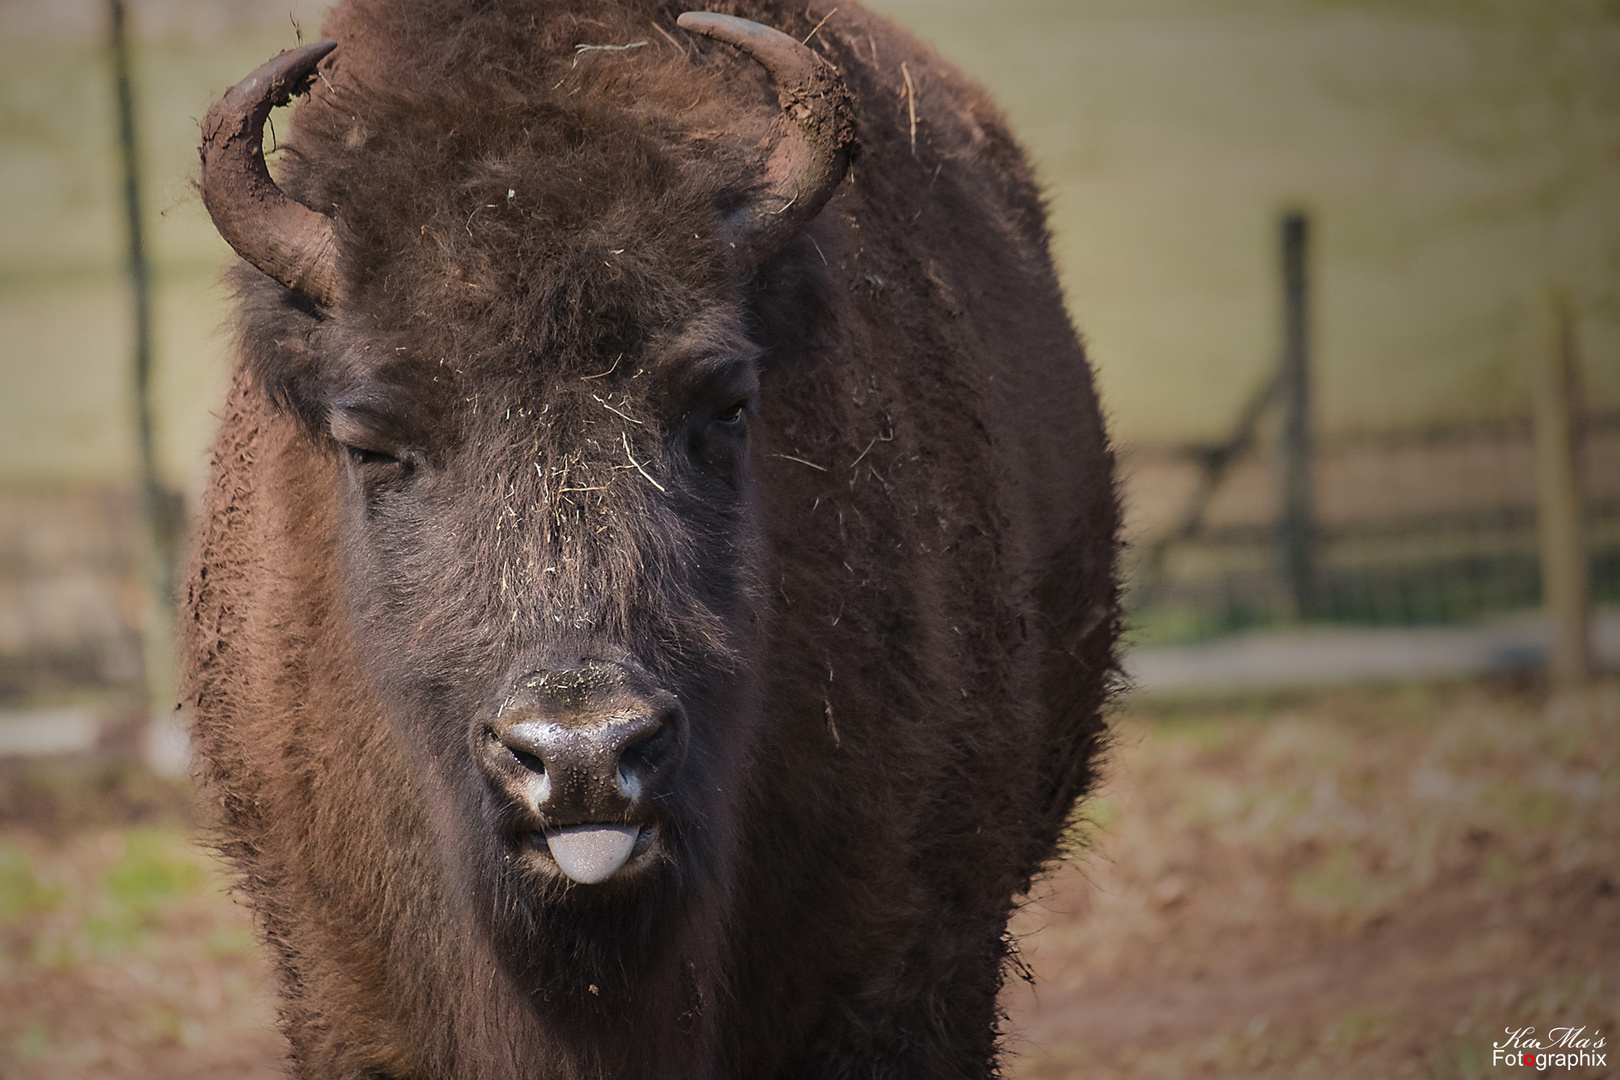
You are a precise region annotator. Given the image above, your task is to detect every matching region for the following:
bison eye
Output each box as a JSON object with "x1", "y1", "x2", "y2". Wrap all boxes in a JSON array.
[
  {"x1": 344, "y1": 445, "x2": 398, "y2": 466},
  {"x1": 713, "y1": 401, "x2": 748, "y2": 426}
]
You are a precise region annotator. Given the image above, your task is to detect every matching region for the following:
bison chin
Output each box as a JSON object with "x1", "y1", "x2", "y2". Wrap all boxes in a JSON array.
[{"x1": 474, "y1": 845, "x2": 695, "y2": 1012}]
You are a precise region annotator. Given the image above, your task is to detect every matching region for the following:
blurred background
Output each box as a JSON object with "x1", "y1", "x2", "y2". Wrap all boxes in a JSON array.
[{"x1": 0, "y1": 0, "x2": 1615, "y2": 1076}]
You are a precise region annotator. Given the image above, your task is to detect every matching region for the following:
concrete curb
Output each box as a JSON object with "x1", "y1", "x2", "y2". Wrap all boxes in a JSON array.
[{"x1": 1125, "y1": 610, "x2": 1620, "y2": 695}]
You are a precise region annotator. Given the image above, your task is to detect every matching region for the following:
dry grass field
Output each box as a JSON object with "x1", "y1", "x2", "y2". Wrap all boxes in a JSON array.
[{"x1": 1, "y1": 678, "x2": 1614, "y2": 1078}]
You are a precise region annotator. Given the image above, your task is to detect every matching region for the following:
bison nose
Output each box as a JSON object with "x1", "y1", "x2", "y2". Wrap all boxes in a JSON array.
[
  {"x1": 481, "y1": 662, "x2": 687, "y2": 831},
  {"x1": 497, "y1": 707, "x2": 677, "y2": 813}
]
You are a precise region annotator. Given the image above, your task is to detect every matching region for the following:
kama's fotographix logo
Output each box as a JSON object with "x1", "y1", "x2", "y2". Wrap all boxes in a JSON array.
[{"x1": 1492, "y1": 1026, "x2": 1607, "y2": 1070}]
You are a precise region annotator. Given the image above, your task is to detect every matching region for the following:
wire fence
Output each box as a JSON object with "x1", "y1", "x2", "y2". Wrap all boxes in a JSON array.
[
  {"x1": 0, "y1": 487, "x2": 146, "y2": 705},
  {"x1": 4, "y1": 199, "x2": 1617, "y2": 702},
  {"x1": 3, "y1": 418, "x2": 1617, "y2": 703},
  {"x1": 1123, "y1": 409, "x2": 1620, "y2": 645}
]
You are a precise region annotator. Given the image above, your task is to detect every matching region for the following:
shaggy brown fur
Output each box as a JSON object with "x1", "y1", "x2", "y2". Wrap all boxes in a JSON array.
[{"x1": 182, "y1": 2, "x2": 1119, "y2": 1077}]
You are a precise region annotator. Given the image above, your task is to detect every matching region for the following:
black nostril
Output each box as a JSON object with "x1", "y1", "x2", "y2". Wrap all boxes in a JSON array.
[
  {"x1": 508, "y1": 746, "x2": 546, "y2": 775},
  {"x1": 487, "y1": 727, "x2": 546, "y2": 775},
  {"x1": 614, "y1": 707, "x2": 685, "y2": 801},
  {"x1": 618, "y1": 713, "x2": 675, "y2": 773}
]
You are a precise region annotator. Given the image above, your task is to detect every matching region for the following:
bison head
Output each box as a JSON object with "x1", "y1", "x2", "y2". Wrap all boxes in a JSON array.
[{"x1": 198, "y1": 12, "x2": 853, "y2": 999}]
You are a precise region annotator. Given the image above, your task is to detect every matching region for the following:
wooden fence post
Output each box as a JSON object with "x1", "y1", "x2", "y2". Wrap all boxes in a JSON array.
[
  {"x1": 110, "y1": 0, "x2": 186, "y2": 770},
  {"x1": 1532, "y1": 285, "x2": 1592, "y2": 691},
  {"x1": 1279, "y1": 212, "x2": 1315, "y2": 620}
]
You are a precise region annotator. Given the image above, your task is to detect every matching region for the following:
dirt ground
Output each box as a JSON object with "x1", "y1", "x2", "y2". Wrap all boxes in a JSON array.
[
  {"x1": 1004, "y1": 679, "x2": 1619, "y2": 1079},
  {"x1": 0, "y1": 678, "x2": 1615, "y2": 1078}
]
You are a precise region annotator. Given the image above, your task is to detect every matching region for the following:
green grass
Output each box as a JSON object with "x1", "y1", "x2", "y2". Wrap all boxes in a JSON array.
[
  {"x1": 2, "y1": 824, "x2": 216, "y2": 968},
  {"x1": 88, "y1": 828, "x2": 207, "y2": 954},
  {"x1": 0, "y1": 843, "x2": 63, "y2": 923},
  {"x1": 0, "y1": 802, "x2": 281, "y2": 1078}
]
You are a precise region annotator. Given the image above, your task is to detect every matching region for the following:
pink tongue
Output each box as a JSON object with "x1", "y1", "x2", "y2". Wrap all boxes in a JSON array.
[{"x1": 543, "y1": 824, "x2": 639, "y2": 884}]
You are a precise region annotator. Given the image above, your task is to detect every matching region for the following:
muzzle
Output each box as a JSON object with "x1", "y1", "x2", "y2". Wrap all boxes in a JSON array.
[{"x1": 476, "y1": 659, "x2": 687, "y2": 884}]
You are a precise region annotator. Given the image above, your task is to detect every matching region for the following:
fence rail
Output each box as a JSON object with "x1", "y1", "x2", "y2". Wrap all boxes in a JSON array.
[{"x1": 1125, "y1": 410, "x2": 1620, "y2": 644}]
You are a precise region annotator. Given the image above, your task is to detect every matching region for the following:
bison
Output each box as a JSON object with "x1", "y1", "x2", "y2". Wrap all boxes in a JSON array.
[{"x1": 182, "y1": 1, "x2": 1118, "y2": 1076}]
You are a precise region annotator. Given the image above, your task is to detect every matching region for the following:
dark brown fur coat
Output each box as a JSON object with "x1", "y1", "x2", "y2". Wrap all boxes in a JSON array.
[{"x1": 183, "y1": 2, "x2": 1118, "y2": 1077}]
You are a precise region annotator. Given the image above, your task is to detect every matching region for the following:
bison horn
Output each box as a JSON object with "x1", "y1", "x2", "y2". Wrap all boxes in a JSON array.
[
  {"x1": 677, "y1": 12, "x2": 856, "y2": 270},
  {"x1": 200, "y1": 40, "x2": 341, "y2": 307}
]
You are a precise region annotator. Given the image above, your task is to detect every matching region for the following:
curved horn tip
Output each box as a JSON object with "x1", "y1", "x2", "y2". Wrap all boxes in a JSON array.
[
  {"x1": 286, "y1": 38, "x2": 339, "y2": 81},
  {"x1": 231, "y1": 40, "x2": 338, "y2": 110},
  {"x1": 200, "y1": 40, "x2": 342, "y2": 307},
  {"x1": 283, "y1": 38, "x2": 339, "y2": 74},
  {"x1": 676, "y1": 11, "x2": 793, "y2": 46}
]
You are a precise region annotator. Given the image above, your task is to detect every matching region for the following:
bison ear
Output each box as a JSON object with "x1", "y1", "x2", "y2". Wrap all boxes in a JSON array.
[
  {"x1": 677, "y1": 13, "x2": 856, "y2": 271},
  {"x1": 229, "y1": 262, "x2": 335, "y2": 438}
]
